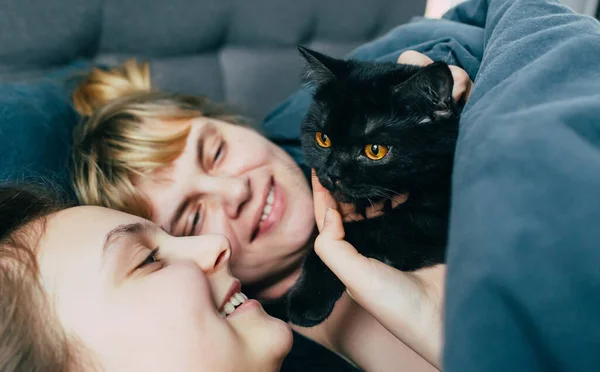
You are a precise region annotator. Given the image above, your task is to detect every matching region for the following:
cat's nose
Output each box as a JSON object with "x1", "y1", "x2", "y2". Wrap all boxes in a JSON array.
[{"x1": 328, "y1": 175, "x2": 340, "y2": 186}]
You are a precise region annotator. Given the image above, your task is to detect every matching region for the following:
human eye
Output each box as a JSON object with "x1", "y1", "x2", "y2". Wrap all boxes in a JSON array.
[
  {"x1": 214, "y1": 142, "x2": 224, "y2": 162},
  {"x1": 187, "y1": 208, "x2": 203, "y2": 236},
  {"x1": 135, "y1": 247, "x2": 162, "y2": 270},
  {"x1": 211, "y1": 140, "x2": 226, "y2": 168},
  {"x1": 201, "y1": 136, "x2": 227, "y2": 170}
]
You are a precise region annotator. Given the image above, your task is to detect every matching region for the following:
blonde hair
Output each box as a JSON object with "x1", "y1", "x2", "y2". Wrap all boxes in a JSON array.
[{"x1": 72, "y1": 60, "x2": 247, "y2": 218}]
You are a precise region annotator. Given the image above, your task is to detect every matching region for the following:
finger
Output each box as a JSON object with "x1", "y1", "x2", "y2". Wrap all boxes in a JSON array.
[
  {"x1": 449, "y1": 65, "x2": 473, "y2": 103},
  {"x1": 365, "y1": 201, "x2": 386, "y2": 219},
  {"x1": 315, "y1": 223, "x2": 444, "y2": 367},
  {"x1": 337, "y1": 202, "x2": 358, "y2": 218},
  {"x1": 397, "y1": 50, "x2": 434, "y2": 66},
  {"x1": 315, "y1": 210, "x2": 369, "y2": 281},
  {"x1": 356, "y1": 193, "x2": 410, "y2": 220},
  {"x1": 315, "y1": 213, "x2": 415, "y2": 307},
  {"x1": 316, "y1": 209, "x2": 401, "y2": 298},
  {"x1": 424, "y1": 0, "x2": 456, "y2": 19},
  {"x1": 311, "y1": 169, "x2": 337, "y2": 232},
  {"x1": 397, "y1": 51, "x2": 473, "y2": 104},
  {"x1": 320, "y1": 208, "x2": 346, "y2": 241},
  {"x1": 342, "y1": 212, "x2": 367, "y2": 223}
]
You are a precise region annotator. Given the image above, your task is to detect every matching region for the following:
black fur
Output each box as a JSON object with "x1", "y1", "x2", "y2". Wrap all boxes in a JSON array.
[{"x1": 288, "y1": 46, "x2": 460, "y2": 327}]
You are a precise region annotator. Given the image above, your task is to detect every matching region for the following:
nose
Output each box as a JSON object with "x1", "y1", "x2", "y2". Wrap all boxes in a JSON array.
[
  {"x1": 323, "y1": 160, "x2": 342, "y2": 188},
  {"x1": 324, "y1": 169, "x2": 342, "y2": 189},
  {"x1": 206, "y1": 175, "x2": 251, "y2": 219},
  {"x1": 167, "y1": 234, "x2": 232, "y2": 273},
  {"x1": 328, "y1": 174, "x2": 340, "y2": 185}
]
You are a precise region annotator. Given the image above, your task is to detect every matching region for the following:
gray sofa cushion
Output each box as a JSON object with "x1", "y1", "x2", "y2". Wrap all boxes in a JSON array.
[{"x1": 0, "y1": 0, "x2": 426, "y2": 123}]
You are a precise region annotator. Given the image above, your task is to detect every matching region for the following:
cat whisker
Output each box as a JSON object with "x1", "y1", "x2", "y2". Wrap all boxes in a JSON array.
[
  {"x1": 373, "y1": 187, "x2": 411, "y2": 204},
  {"x1": 366, "y1": 196, "x2": 375, "y2": 209},
  {"x1": 372, "y1": 190, "x2": 391, "y2": 200},
  {"x1": 372, "y1": 189, "x2": 396, "y2": 201},
  {"x1": 377, "y1": 186, "x2": 407, "y2": 197}
]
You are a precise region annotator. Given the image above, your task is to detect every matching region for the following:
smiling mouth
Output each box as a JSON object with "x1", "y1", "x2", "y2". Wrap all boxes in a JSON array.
[
  {"x1": 219, "y1": 292, "x2": 249, "y2": 317},
  {"x1": 250, "y1": 178, "x2": 275, "y2": 241},
  {"x1": 260, "y1": 185, "x2": 275, "y2": 222}
]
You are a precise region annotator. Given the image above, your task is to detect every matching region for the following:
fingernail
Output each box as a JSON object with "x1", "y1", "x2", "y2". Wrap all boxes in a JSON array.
[{"x1": 324, "y1": 208, "x2": 334, "y2": 227}]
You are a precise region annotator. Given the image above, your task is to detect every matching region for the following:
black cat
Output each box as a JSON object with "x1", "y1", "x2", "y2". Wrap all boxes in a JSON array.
[{"x1": 288, "y1": 46, "x2": 461, "y2": 327}]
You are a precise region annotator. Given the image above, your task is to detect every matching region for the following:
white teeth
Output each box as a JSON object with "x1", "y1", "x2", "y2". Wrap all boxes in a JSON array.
[
  {"x1": 260, "y1": 186, "x2": 275, "y2": 222},
  {"x1": 220, "y1": 292, "x2": 248, "y2": 317},
  {"x1": 224, "y1": 302, "x2": 235, "y2": 314},
  {"x1": 263, "y1": 204, "x2": 272, "y2": 215}
]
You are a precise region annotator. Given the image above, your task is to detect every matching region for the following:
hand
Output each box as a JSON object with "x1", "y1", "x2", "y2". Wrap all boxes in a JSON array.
[
  {"x1": 398, "y1": 50, "x2": 473, "y2": 104},
  {"x1": 424, "y1": 0, "x2": 464, "y2": 19},
  {"x1": 311, "y1": 171, "x2": 445, "y2": 369}
]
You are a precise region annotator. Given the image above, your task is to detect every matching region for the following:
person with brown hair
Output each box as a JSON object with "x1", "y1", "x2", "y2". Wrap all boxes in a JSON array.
[{"x1": 0, "y1": 183, "x2": 293, "y2": 371}]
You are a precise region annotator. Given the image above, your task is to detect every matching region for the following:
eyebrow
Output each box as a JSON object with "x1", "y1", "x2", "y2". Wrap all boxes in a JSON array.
[
  {"x1": 168, "y1": 124, "x2": 218, "y2": 233},
  {"x1": 103, "y1": 221, "x2": 158, "y2": 256}
]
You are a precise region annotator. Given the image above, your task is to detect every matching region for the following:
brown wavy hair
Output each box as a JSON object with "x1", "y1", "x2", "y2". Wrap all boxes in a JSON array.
[{"x1": 0, "y1": 183, "x2": 75, "y2": 371}]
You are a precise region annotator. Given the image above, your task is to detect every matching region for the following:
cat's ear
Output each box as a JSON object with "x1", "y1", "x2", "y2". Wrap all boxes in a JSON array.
[
  {"x1": 396, "y1": 62, "x2": 454, "y2": 118},
  {"x1": 298, "y1": 45, "x2": 343, "y2": 86}
]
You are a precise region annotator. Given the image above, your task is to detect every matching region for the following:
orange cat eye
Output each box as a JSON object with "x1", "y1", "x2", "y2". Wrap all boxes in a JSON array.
[
  {"x1": 315, "y1": 132, "x2": 332, "y2": 148},
  {"x1": 364, "y1": 144, "x2": 389, "y2": 160}
]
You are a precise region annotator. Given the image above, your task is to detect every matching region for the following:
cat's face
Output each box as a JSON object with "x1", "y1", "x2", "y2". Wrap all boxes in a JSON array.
[{"x1": 299, "y1": 46, "x2": 459, "y2": 203}]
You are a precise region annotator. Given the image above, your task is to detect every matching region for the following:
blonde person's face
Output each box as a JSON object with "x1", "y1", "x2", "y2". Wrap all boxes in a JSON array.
[
  {"x1": 135, "y1": 118, "x2": 315, "y2": 291},
  {"x1": 37, "y1": 206, "x2": 292, "y2": 372}
]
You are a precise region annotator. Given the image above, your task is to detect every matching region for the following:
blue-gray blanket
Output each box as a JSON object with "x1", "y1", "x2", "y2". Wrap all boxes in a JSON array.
[{"x1": 264, "y1": 0, "x2": 600, "y2": 370}]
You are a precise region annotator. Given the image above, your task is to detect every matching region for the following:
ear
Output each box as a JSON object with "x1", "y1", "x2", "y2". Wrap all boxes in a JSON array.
[
  {"x1": 395, "y1": 62, "x2": 454, "y2": 118},
  {"x1": 297, "y1": 45, "x2": 343, "y2": 86}
]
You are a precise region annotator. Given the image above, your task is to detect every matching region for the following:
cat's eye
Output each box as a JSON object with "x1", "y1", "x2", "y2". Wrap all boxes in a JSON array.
[
  {"x1": 315, "y1": 132, "x2": 331, "y2": 148},
  {"x1": 364, "y1": 144, "x2": 389, "y2": 160}
]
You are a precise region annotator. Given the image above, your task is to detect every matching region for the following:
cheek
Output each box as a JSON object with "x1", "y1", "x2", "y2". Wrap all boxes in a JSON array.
[
  {"x1": 107, "y1": 270, "x2": 234, "y2": 358},
  {"x1": 280, "y1": 172, "x2": 314, "y2": 241},
  {"x1": 229, "y1": 129, "x2": 271, "y2": 159},
  {"x1": 117, "y1": 268, "x2": 217, "y2": 330}
]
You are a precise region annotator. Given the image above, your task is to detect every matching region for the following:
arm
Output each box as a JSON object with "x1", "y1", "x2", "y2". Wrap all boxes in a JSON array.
[
  {"x1": 333, "y1": 287, "x2": 440, "y2": 372},
  {"x1": 294, "y1": 293, "x2": 438, "y2": 372}
]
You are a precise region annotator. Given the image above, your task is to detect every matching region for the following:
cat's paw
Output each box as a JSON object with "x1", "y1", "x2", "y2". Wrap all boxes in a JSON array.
[{"x1": 288, "y1": 286, "x2": 337, "y2": 327}]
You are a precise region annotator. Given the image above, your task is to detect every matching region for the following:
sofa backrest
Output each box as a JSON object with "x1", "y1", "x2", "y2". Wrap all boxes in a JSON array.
[{"x1": 0, "y1": 0, "x2": 427, "y2": 123}]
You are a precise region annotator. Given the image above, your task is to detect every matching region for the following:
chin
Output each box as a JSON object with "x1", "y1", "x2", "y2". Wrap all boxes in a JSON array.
[
  {"x1": 268, "y1": 318, "x2": 293, "y2": 359},
  {"x1": 247, "y1": 316, "x2": 293, "y2": 369}
]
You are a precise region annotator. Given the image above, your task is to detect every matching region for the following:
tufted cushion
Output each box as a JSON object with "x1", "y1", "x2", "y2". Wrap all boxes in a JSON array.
[{"x1": 0, "y1": 0, "x2": 426, "y2": 123}]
